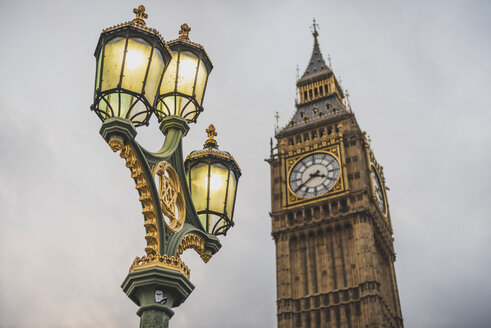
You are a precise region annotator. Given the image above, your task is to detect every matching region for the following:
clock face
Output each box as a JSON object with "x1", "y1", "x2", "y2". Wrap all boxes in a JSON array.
[
  {"x1": 289, "y1": 153, "x2": 340, "y2": 198},
  {"x1": 370, "y1": 165, "x2": 387, "y2": 215}
]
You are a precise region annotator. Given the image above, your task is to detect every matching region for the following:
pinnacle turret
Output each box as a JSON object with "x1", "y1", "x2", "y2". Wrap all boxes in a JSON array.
[
  {"x1": 299, "y1": 19, "x2": 330, "y2": 81},
  {"x1": 276, "y1": 20, "x2": 348, "y2": 137}
]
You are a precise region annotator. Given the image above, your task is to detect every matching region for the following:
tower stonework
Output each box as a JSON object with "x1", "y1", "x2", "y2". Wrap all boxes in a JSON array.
[{"x1": 267, "y1": 26, "x2": 403, "y2": 328}]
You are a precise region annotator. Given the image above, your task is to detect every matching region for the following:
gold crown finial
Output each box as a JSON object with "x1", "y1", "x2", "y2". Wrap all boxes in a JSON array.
[
  {"x1": 179, "y1": 23, "x2": 191, "y2": 40},
  {"x1": 204, "y1": 124, "x2": 218, "y2": 148},
  {"x1": 311, "y1": 18, "x2": 319, "y2": 38},
  {"x1": 133, "y1": 5, "x2": 148, "y2": 25}
]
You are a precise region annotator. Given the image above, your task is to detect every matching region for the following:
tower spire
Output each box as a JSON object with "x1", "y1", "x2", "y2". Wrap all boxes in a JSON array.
[
  {"x1": 300, "y1": 19, "x2": 329, "y2": 80},
  {"x1": 278, "y1": 20, "x2": 348, "y2": 134},
  {"x1": 311, "y1": 18, "x2": 319, "y2": 38}
]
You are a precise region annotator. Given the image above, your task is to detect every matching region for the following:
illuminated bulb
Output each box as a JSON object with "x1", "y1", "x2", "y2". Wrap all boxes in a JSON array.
[
  {"x1": 209, "y1": 174, "x2": 223, "y2": 191},
  {"x1": 178, "y1": 57, "x2": 198, "y2": 80},
  {"x1": 126, "y1": 50, "x2": 144, "y2": 70}
]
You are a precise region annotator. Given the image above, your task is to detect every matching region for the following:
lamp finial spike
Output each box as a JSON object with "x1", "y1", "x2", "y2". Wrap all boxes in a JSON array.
[
  {"x1": 179, "y1": 23, "x2": 192, "y2": 40},
  {"x1": 204, "y1": 124, "x2": 218, "y2": 148},
  {"x1": 132, "y1": 5, "x2": 148, "y2": 25}
]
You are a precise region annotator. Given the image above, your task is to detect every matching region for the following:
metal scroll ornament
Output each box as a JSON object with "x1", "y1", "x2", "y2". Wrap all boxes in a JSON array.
[{"x1": 152, "y1": 161, "x2": 186, "y2": 233}]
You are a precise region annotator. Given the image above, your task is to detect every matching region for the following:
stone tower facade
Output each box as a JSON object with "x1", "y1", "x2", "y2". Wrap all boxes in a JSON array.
[{"x1": 267, "y1": 25, "x2": 403, "y2": 328}]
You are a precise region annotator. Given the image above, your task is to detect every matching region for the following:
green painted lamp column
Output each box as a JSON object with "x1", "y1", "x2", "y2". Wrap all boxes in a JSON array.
[
  {"x1": 121, "y1": 267, "x2": 194, "y2": 328},
  {"x1": 91, "y1": 6, "x2": 241, "y2": 328}
]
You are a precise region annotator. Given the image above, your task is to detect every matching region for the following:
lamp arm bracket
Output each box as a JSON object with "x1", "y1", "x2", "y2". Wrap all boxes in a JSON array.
[
  {"x1": 141, "y1": 116, "x2": 190, "y2": 166},
  {"x1": 99, "y1": 118, "x2": 167, "y2": 256},
  {"x1": 141, "y1": 128, "x2": 183, "y2": 166},
  {"x1": 166, "y1": 223, "x2": 222, "y2": 261}
]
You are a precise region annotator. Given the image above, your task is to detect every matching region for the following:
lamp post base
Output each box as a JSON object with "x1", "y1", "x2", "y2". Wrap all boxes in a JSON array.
[{"x1": 121, "y1": 266, "x2": 194, "y2": 328}]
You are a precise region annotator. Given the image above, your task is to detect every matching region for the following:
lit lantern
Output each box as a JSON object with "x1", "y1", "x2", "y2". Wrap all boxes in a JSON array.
[
  {"x1": 155, "y1": 24, "x2": 213, "y2": 123},
  {"x1": 184, "y1": 125, "x2": 241, "y2": 235},
  {"x1": 91, "y1": 6, "x2": 172, "y2": 126}
]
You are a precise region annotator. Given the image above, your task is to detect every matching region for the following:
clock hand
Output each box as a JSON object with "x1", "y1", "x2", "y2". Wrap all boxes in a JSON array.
[
  {"x1": 295, "y1": 170, "x2": 327, "y2": 192},
  {"x1": 294, "y1": 179, "x2": 309, "y2": 192},
  {"x1": 310, "y1": 170, "x2": 327, "y2": 178},
  {"x1": 294, "y1": 173, "x2": 317, "y2": 192}
]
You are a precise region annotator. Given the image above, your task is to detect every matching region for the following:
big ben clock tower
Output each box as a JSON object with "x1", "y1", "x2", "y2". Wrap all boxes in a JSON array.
[{"x1": 267, "y1": 22, "x2": 403, "y2": 328}]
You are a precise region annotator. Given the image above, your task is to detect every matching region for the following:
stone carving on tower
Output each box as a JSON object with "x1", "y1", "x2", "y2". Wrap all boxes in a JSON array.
[{"x1": 267, "y1": 21, "x2": 404, "y2": 328}]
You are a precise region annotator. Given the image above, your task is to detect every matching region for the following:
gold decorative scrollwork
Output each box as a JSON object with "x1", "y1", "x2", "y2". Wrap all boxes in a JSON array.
[
  {"x1": 129, "y1": 254, "x2": 190, "y2": 279},
  {"x1": 200, "y1": 251, "x2": 212, "y2": 263},
  {"x1": 152, "y1": 161, "x2": 186, "y2": 233},
  {"x1": 109, "y1": 138, "x2": 160, "y2": 256},
  {"x1": 176, "y1": 234, "x2": 212, "y2": 263},
  {"x1": 108, "y1": 139, "x2": 124, "y2": 152}
]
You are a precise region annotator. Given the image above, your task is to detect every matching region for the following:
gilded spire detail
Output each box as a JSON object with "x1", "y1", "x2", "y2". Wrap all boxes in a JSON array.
[
  {"x1": 132, "y1": 5, "x2": 148, "y2": 25},
  {"x1": 179, "y1": 23, "x2": 191, "y2": 40},
  {"x1": 204, "y1": 124, "x2": 218, "y2": 148}
]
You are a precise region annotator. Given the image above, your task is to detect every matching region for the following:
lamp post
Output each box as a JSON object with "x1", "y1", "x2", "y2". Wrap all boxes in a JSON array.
[{"x1": 90, "y1": 6, "x2": 241, "y2": 328}]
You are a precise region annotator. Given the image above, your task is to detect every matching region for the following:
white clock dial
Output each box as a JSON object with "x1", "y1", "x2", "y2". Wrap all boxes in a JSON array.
[
  {"x1": 289, "y1": 153, "x2": 340, "y2": 198},
  {"x1": 370, "y1": 165, "x2": 387, "y2": 215}
]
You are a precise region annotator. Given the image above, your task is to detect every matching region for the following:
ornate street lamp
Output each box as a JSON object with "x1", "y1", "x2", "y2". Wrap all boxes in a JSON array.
[
  {"x1": 154, "y1": 24, "x2": 213, "y2": 123},
  {"x1": 185, "y1": 125, "x2": 241, "y2": 235},
  {"x1": 91, "y1": 5, "x2": 172, "y2": 126},
  {"x1": 90, "y1": 6, "x2": 241, "y2": 328}
]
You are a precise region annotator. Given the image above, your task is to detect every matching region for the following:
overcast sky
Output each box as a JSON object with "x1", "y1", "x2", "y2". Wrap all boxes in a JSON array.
[{"x1": 1, "y1": 0, "x2": 490, "y2": 327}]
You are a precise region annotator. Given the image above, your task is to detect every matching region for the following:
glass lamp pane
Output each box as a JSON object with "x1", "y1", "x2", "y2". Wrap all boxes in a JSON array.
[
  {"x1": 97, "y1": 97, "x2": 109, "y2": 119},
  {"x1": 176, "y1": 51, "x2": 198, "y2": 97},
  {"x1": 128, "y1": 99, "x2": 148, "y2": 123},
  {"x1": 208, "y1": 163, "x2": 228, "y2": 214},
  {"x1": 101, "y1": 37, "x2": 125, "y2": 91},
  {"x1": 157, "y1": 97, "x2": 173, "y2": 116},
  {"x1": 97, "y1": 93, "x2": 150, "y2": 126},
  {"x1": 225, "y1": 171, "x2": 237, "y2": 218},
  {"x1": 194, "y1": 59, "x2": 208, "y2": 104},
  {"x1": 209, "y1": 214, "x2": 224, "y2": 234},
  {"x1": 198, "y1": 213, "x2": 207, "y2": 232},
  {"x1": 177, "y1": 96, "x2": 195, "y2": 119},
  {"x1": 145, "y1": 48, "x2": 165, "y2": 106},
  {"x1": 159, "y1": 51, "x2": 178, "y2": 95},
  {"x1": 189, "y1": 162, "x2": 210, "y2": 214},
  {"x1": 121, "y1": 38, "x2": 152, "y2": 94},
  {"x1": 105, "y1": 93, "x2": 119, "y2": 116},
  {"x1": 95, "y1": 52, "x2": 103, "y2": 90},
  {"x1": 119, "y1": 93, "x2": 133, "y2": 117}
]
